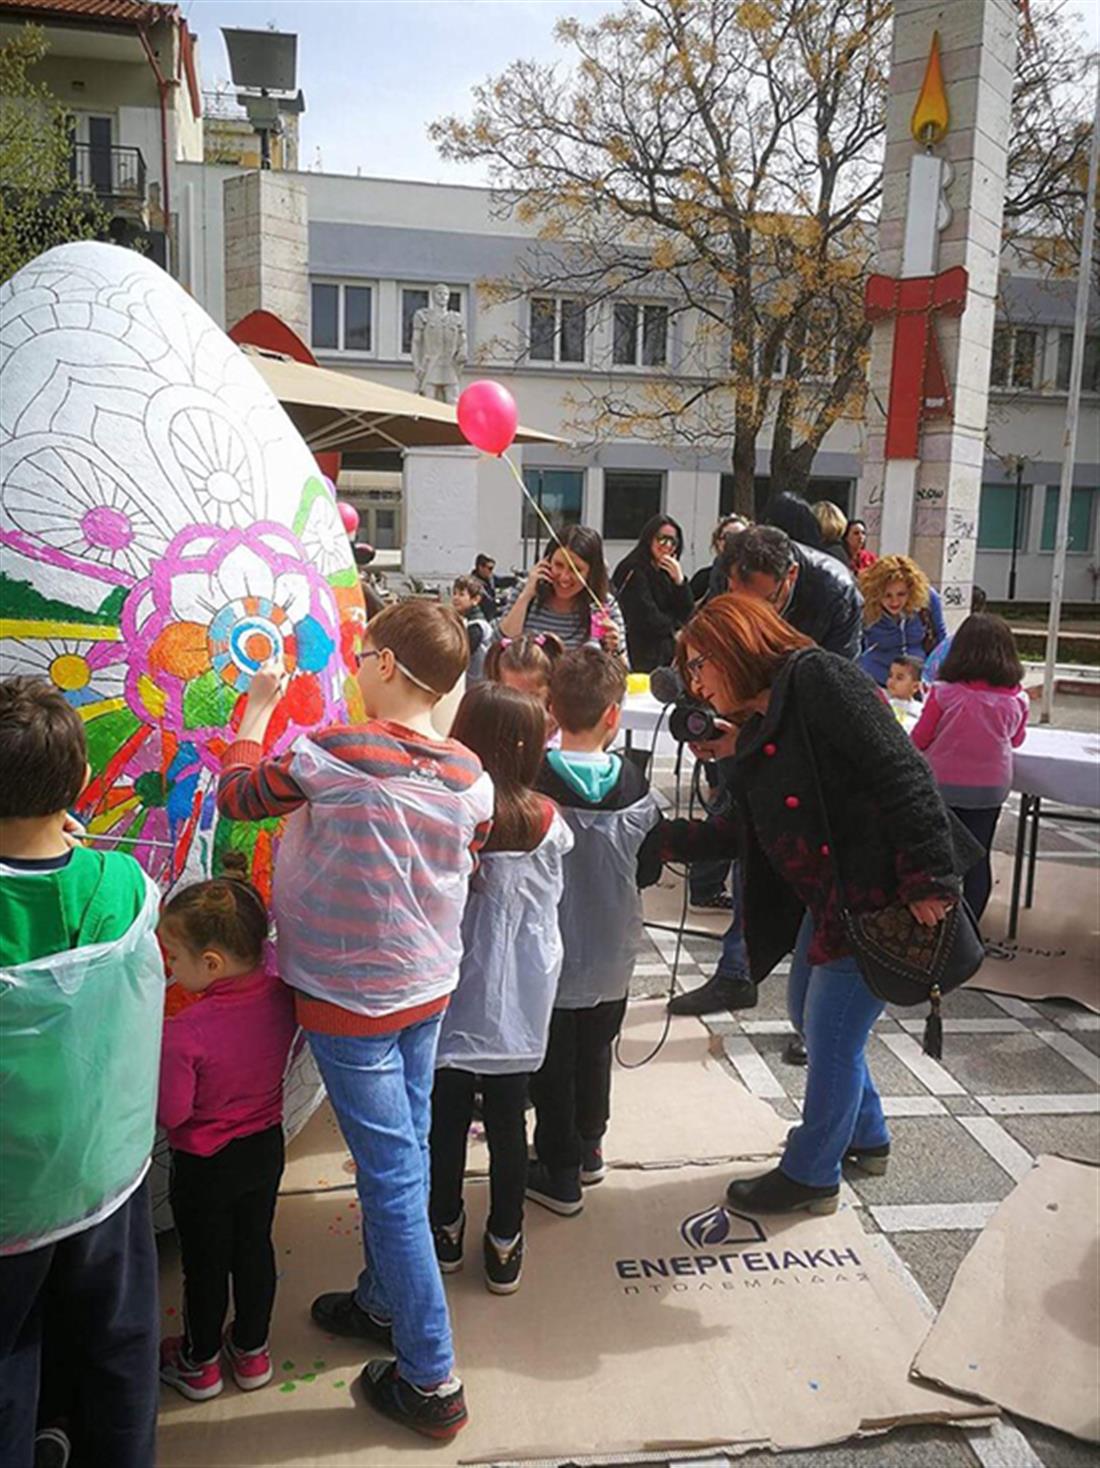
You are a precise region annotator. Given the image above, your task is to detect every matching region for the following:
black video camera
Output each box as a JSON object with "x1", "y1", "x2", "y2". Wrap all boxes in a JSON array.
[{"x1": 668, "y1": 701, "x2": 725, "y2": 744}]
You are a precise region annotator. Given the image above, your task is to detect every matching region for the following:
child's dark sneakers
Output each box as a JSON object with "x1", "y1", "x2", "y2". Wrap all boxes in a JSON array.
[
  {"x1": 359, "y1": 1360, "x2": 468, "y2": 1440},
  {"x1": 580, "y1": 1139, "x2": 606, "y2": 1185},
  {"x1": 525, "y1": 1160, "x2": 583, "y2": 1216},
  {"x1": 159, "y1": 1337, "x2": 223, "y2": 1401},
  {"x1": 310, "y1": 1291, "x2": 393, "y2": 1348},
  {"x1": 483, "y1": 1231, "x2": 523, "y2": 1294},
  {"x1": 432, "y1": 1209, "x2": 465, "y2": 1273},
  {"x1": 845, "y1": 1142, "x2": 891, "y2": 1176},
  {"x1": 223, "y1": 1332, "x2": 273, "y2": 1390}
]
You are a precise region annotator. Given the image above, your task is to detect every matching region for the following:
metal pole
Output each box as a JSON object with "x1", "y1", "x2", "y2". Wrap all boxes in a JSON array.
[
  {"x1": 1008, "y1": 458, "x2": 1024, "y2": 602},
  {"x1": 1040, "y1": 70, "x2": 1100, "y2": 724}
]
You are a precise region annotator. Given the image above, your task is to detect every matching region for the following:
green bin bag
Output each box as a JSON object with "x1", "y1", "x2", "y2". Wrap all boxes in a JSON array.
[{"x1": 1, "y1": 876, "x2": 164, "y2": 1254}]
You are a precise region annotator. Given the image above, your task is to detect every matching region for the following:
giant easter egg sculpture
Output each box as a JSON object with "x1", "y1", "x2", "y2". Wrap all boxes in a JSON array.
[{"x1": 1, "y1": 243, "x2": 365, "y2": 1223}]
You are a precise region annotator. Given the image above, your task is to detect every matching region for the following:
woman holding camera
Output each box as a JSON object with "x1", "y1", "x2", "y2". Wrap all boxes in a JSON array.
[
  {"x1": 660, "y1": 595, "x2": 978, "y2": 1216},
  {"x1": 499, "y1": 525, "x2": 624, "y2": 655}
]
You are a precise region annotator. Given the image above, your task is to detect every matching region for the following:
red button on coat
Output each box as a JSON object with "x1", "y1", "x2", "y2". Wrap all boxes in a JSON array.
[
  {"x1": 820, "y1": 843, "x2": 830, "y2": 856},
  {"x1": 785, "y1": 795, "x2": 800, "y2": 809},
  {"x1": 763, "y1": 742, "x2": 777, "y2": 756}
]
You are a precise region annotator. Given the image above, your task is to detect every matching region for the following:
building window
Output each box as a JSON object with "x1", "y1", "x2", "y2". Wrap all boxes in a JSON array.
[
  {"x1": 603, "y1": 470, "x2": 664, "y2": 541},
  {"x1": 522, "y1": 468, "x2": 584, "y2": 542},
  {"x1": 529, "y1": 297, "x2": 587, "y2": 364},
  {"x1": 1039, "y1": 486, "x2": 1096, "y2": 553},
  {"x1": 990, "y1": 327, "x2": 1037, "y2": 389},
  {"x1": 1056, "y1": 333, "x2": 1100, "y2": 393},
  {"x1": 310, "y1": 281, "x2": 374, "y2": 354},
  {"x1": 400, "y1": 287, "x2": 464, "y2": 356},
  {"x1": 613, "y1": 303, "x2": 669, "y2": 367},
  {"x1": 719, "y1": 474, "x2": 773, "y2": 518},
  {"x1": 977, "y1": 482, "x2": 1031, "y2": 551}
]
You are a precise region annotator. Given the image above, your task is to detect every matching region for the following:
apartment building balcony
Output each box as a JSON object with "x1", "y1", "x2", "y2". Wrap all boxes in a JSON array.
[{"x1": 70, "y1": 141, "x2": 147, "y2": 208}]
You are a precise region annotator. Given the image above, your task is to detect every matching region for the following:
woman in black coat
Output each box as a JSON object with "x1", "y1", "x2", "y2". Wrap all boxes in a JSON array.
[
  {"x1": 661, "y1": 594, "x2": 979, "y2": 1216},
  {"x1": 611, "y1": 513, "x2": 695, "y2": 672}
]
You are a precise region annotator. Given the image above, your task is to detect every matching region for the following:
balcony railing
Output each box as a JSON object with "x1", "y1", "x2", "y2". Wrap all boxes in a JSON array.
[{"x1": 70, "y1": 143, "x2": 147, "y2": 201}]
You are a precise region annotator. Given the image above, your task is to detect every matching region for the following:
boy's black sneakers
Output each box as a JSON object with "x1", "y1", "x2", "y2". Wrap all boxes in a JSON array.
[
  {"x1": 483, "y1": 1231, "x2": 523, "y2": 1294},
  {"x1": 359, "y1": 1359, "x2": 468, "y2": 1440},
  {"x1": 580, "y1": 1139, "x2": 606, "y2": 1185},
  {"x1": 525, "y1": 1160, "x2": 583, "y2": 1216},
  {"x1": 310, "y1": 1291, "x2": 393, "y2": 1347},
  {"x1": 432, "y1": 1210, "x2": 465, "y2": 1273}
]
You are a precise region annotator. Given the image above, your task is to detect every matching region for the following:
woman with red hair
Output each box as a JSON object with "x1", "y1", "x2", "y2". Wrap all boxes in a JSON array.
[{"x1": 661, "y1": 595, "x2": 978, "y2": 1215}]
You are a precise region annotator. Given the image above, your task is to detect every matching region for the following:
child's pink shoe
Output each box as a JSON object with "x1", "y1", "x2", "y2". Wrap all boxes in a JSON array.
[
  {"x1": 224, "y1": 1332, "x2": 274, "y2": 1391},
  {"x1": 159, "y1": 1336, "x2": 223, "y2": 1401}
]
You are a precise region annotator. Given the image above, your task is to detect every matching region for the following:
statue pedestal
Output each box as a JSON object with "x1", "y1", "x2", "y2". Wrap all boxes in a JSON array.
[{"x1": 403, "y1": 446, "x2": 480, "y2": 587}]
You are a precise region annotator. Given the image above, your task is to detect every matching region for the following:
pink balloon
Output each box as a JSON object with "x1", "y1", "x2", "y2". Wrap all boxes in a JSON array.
[
  {"x1": 337, "y1": 500, "x2": 360, "y2": 536},
  {"x1": 457, "y1": 380, "x2": 518, "y2": 456}
]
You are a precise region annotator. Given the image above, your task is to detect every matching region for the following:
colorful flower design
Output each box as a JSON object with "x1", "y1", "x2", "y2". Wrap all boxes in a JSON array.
[{"x1": 123, "y1": 523, "x2": 344, "y2": 770}]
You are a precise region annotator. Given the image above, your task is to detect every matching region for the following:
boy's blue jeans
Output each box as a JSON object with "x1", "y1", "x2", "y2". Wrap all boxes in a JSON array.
[
  {"x1": 307, "y1": 1017, "x2": 453, "y2": 1389},
  {"x1": 782, "y1": 915, "x2": 890, "y2": 1188}
]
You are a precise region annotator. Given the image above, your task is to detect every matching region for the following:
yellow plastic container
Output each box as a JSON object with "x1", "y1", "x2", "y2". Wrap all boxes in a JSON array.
[{"x1": 626, "y1": 673, "x2": 651, "y2": 696}]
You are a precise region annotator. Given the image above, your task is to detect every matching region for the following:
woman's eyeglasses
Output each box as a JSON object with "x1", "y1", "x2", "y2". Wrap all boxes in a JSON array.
[
  {"x1": 684, "y1": 652, "x2": 708, "y2": 679},
  {"x1": 655, "y1": 535, "x2": 678, "y2": 548}
]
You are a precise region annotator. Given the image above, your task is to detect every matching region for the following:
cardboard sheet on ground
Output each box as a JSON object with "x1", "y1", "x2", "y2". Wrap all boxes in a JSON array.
[
  {"x1": 157, "y1": 1167, "x2": 987, "y2": 1466},
  {"x1": 280, "y1": 1003, "x2": 787, "y2": 1196},
  {"x1": 974, "y1": 856, "x2": 1100, "y2": 1012},
  {"x1": 644, "y1": 872, "x2": 730, "y2": 938},
  {"x1": 912, "y1": 1155, "x2": 1100, "y2": 1443}
]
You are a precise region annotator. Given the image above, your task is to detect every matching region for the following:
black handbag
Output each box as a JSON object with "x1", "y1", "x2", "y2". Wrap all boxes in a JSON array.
[{"x1": 793, "y1": 671, "x2": 984, "y2": 1057}]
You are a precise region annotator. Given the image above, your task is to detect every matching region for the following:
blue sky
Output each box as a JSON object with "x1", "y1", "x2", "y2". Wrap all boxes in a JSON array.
[
  {"x1": 185, "y1": 0, "x2": 1100, "y2": 185},
  {"x1": 186, "y1": 0, "x2": 617, "y2": 182}
]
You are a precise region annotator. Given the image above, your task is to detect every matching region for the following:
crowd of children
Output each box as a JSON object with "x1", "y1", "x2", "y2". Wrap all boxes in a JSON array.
[{"x1": 0, "y1": 577, "x2": 1033, "y2": 1462}]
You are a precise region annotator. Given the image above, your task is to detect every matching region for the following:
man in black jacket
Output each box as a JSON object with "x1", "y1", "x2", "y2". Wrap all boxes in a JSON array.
[
  {"x1": 718, "y1": 525, "x2": 863, "y2": 659},
  {"x1": 668, "y1": 525, "x2": 863, "y2": 1041}
]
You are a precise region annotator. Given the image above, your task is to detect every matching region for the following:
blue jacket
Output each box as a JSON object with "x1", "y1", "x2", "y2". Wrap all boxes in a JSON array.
[{"x1": 859, "y1": 587, "x2": 947, "y2": 686}]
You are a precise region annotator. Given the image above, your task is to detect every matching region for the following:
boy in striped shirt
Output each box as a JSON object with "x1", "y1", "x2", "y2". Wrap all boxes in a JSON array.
[{"x1": 217, "y1": 600, "x2": 492, "y2": 1441}]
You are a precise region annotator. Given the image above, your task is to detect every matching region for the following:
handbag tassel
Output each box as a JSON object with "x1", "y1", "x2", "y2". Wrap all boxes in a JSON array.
[{"x1": 922, "y1": 985, "x2": 943, "y2": 1059}]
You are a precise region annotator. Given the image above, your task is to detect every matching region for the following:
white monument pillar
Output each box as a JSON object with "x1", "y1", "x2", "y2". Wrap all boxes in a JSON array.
[
  {"x1": 858, "y1": 1, "x2": 1018, "y2": 620},
  {"x1": 402, "y1": 446, "x2": 481, "y2": 586},
  {"x1": 223, "y1": 171, "x2": 310, "y2": 343}
]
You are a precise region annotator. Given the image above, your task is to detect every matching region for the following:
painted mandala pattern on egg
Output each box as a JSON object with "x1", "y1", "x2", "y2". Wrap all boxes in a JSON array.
[{"x1": 0, "y1": 242, "x2": 366, "y2": 894}]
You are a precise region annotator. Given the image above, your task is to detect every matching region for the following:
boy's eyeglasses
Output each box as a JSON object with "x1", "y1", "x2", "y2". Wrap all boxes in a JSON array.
[{"x1": 356, "y1": 649, "x2": 380, "y2": 668}]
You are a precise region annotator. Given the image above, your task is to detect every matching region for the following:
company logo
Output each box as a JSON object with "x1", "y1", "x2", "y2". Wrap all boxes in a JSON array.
[{"x1": 679, "y1": 1205, "x2": 765, "y2": 1249}]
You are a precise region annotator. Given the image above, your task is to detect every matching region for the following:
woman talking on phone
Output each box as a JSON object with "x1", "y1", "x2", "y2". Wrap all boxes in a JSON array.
[
  {"x1": 498, "y1": 524, "x2": 625, "y2": 655},
  {"x1": 611, "y1": 514, "x2": 694, "y2": 673},
  {"x1": 660, "y1": 595, "x2": 980, "y2": 1216}
]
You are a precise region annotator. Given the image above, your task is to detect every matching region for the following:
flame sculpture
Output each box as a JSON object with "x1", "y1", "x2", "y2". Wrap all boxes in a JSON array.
[{"x1": 911, "y1": 30, "x2": 950, "y2": 146}]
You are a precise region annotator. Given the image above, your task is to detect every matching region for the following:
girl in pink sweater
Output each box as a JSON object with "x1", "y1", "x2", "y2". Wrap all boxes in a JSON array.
[
  {"x1": 912, "y1": 614, "x2": 1030, "y2": 922},
  {"x1": 156, "y1": 853, "x2": 296, "y2": 1403}
]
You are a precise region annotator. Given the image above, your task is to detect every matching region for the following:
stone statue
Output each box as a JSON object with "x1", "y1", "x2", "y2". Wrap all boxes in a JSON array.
[{"x1": 412, "y1": 283, "x2": 467, "y2": 404}]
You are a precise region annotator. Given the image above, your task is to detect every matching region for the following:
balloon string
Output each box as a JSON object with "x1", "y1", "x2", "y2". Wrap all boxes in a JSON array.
[{"x1": 500, "y1": 453, "x2": 603, "y2": 614}]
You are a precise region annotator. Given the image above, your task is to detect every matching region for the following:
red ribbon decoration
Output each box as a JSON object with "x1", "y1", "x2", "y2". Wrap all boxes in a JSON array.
[{"x1": 864, "y1": 265, "x2": 968, "y2": 460}]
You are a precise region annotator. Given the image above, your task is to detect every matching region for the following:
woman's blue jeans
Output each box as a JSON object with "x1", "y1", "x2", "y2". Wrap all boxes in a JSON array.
[
  {"x1": 307, "y1": 1017, "x2": 453, "y2": 1389},
  {"x1": 783, "y1": 915, "x2": 890, "y2": 1188}
]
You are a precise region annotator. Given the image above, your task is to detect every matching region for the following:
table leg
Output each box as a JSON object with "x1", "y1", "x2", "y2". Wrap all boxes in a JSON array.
[
  {"x1": 1007, "y1": 793, "x2": 1030, "y2": 941},
  {"x1": 1025, "y1": 795, "x2": 1041, "y2": 909}
]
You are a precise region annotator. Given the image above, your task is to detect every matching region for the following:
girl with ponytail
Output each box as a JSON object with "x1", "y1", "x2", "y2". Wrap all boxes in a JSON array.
[{"x1": 156, "y1": 852, "x2": 297, "y2": 1403}]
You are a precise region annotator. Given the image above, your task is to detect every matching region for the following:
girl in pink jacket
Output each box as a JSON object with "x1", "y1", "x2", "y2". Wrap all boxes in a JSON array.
[
  {"x1": 912, "y1": 614, "x2": 1030, "y2": 922},
  {"x1": 156, "y1": 852, "x2": 296, "y2": 1403}
]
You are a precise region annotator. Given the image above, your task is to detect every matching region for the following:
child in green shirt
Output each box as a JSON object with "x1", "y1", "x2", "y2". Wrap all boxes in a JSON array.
[{"x1": 0, "y1": 677, "x2": 164, "y2": 1468}]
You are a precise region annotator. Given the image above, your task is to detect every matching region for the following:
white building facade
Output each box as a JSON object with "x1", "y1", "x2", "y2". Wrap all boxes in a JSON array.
[{"x1": 176, "y1": 162, "x2": 1100, "y2": 600}]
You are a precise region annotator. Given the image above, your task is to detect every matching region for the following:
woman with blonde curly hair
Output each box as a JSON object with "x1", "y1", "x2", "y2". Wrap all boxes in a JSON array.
[{"x1": 858, "y1": 554, "x2": 947, "y2": 687}]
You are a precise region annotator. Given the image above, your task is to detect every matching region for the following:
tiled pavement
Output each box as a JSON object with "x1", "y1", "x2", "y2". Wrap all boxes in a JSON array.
[
  {"x1": 627, "y1": 933, "x2": 1097, "y2": 1468},
  {"x1": 624, "y1": 759, "x2": 1098, "y2": 1468}
]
